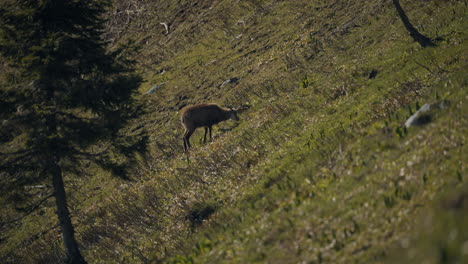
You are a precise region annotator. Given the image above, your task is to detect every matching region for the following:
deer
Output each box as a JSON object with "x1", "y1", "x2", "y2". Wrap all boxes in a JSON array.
[{"x1": 180, "y1": 103, "x2": 240, "y2": 152}]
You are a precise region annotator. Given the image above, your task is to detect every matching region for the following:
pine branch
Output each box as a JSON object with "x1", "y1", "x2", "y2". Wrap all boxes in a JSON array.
[
  {"x1": 0, "y1": 151, "x2": 36, "y2": 171},
  {"x1": 1, "y1": 193, "x2": 54, "y2": 226},
  {"x1": 0, "y1": 149, "x2": 32, "y2": 156}
]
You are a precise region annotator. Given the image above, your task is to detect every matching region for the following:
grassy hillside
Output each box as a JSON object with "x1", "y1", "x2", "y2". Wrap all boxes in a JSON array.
[{"x1": 1, "y1": 0, "x2": 467, "y2": 263}]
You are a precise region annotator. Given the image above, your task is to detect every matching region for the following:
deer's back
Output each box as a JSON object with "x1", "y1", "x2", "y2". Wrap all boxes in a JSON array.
[{"x1": 181, "y1": 104, "x2": 226, "y2": 128}]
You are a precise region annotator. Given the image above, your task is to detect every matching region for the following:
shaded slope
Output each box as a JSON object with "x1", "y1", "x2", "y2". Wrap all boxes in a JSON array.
[{"x1": 1, "y1": 0, "x2": 467, "y2": 263}]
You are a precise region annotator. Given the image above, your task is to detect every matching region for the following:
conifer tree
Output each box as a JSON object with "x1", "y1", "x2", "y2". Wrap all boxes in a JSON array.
[{"x1": 0, "y1": 0, "x2": 145, "y2": 263}]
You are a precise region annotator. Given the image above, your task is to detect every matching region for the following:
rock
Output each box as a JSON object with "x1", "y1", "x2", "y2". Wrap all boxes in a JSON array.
[
  {"x1": 404, "y1": 101, "x2": 448, "y2": 128},
  {"x1": 145, "y1": 82, "x2": 167, "y2": 94},
  {"x1": 219, "y1": 77, "x2": 240, "y2": 88},
  {"x1": 160, "y1": 22, "x2": 169, "y2": 35},
  {"x1": 404, "y1": 103, "x2": 431, "y2": 128}
]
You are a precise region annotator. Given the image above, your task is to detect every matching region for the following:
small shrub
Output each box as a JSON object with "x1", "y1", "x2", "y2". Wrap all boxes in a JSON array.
[
  {"x1": 187, "y1": 202, "x2": 218, "y2": 228},
  {"x1": 300, "y1": 76, "x2": 311, "y2": 88},
  {"x1": 384, "y1": 195, "x2": 397, "y2": 208}
]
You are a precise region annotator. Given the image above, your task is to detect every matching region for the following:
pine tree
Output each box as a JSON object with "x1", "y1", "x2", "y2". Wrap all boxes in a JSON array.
[{"x1": 0, "y1": 0, "x2": 145, "y2": 263}]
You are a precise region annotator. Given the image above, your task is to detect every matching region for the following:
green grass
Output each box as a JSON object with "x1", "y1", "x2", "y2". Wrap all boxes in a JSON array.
[{"x1": 1, "y1": 0, "x2": 467, "y2": 263}]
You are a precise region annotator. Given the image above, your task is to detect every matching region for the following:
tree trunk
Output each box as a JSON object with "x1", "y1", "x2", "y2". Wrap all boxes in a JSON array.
[
  {"x1": 51, "y1": 158, "x2": 87, "y2": 264},
  {"x1": 391, "y1": 0, "x2": 435, "y2": 48}
]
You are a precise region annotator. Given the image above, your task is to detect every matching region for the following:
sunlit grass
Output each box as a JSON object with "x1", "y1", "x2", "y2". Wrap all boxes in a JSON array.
[{"x1": 1, "y1": 0, "x2": 467, "y2": 263}]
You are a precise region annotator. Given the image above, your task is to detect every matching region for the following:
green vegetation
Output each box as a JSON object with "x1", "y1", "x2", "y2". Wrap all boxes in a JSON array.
[{"x1": 1, "y1": 0, "x2": 467, "y2": 263}]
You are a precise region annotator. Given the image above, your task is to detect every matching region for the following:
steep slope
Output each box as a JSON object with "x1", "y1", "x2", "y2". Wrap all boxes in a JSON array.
[{"x1": 1, "y1": 0, "x2": 467, "y2": 263}]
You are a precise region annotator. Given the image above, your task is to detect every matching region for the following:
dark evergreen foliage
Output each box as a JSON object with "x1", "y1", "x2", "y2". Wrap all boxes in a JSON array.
[{"x1": 0, "y1": 0, "x2": 146, "y2": 262}]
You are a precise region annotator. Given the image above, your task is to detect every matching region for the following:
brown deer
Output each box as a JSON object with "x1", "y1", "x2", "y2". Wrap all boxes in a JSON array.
[{"x1": 181, "y1": 103, "x2": 239, "y2": 151}]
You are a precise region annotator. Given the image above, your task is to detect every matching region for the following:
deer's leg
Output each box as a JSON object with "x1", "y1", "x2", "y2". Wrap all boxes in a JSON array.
[
  {"x1": 184, "y1": 129, "x2": 194, "y2": 151},
  {"x1": 208, "y1": 126, "x2": 212, "y2": 141},
  {"x1": 203, "y1": 127, "x2": 208, "y2": 143},
  {"x1": 183, "y1": 129, "x2": 188, "y2": 151}
]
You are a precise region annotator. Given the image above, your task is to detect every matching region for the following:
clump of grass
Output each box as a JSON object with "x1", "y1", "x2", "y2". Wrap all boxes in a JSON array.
[{"x1": 384, "y1": 195, "x2": 397, "y2": 208}]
